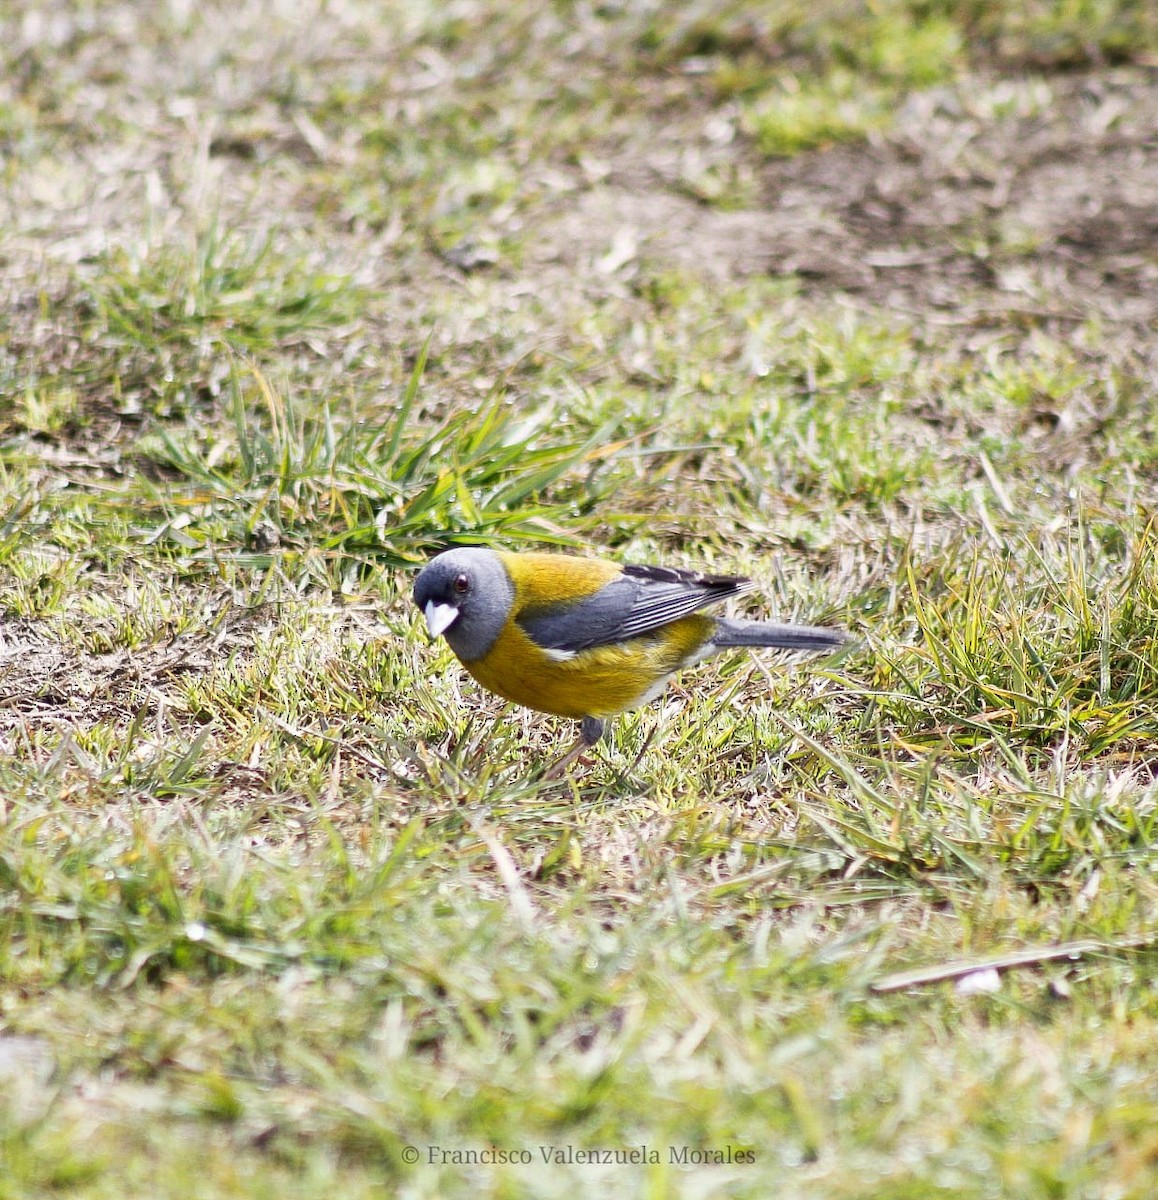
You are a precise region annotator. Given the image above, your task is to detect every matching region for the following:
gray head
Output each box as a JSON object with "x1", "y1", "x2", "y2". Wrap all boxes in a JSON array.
[{"x1": 412, "y1": 547, "x2": 515, "y2": 663}]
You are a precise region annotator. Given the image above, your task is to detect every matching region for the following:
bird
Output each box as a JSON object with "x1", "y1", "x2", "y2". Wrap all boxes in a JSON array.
[{"x1": 412, "y1": 547, "x2": 847, "y2": 755}]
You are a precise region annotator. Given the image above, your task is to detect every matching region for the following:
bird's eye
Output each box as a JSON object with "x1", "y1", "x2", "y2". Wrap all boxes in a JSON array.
[{"x1": 453, "y1": 573, "x2": 470, "y2": 595}]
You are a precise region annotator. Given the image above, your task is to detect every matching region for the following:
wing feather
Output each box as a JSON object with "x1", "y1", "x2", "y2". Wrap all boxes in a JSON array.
[{"x1": 519, "y1": 564, "x2": 750, "y2": 652}]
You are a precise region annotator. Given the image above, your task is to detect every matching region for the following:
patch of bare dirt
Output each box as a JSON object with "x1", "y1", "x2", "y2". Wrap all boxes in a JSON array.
[
  {"x1": 528, "y1": 69, "x2": 1158, "y2": 341},
  {"x1": 0, "y1": 615, "x2": 243, "y2": 736}
]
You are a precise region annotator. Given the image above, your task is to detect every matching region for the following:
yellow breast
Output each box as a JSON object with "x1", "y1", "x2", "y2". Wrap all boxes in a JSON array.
[{"x1": 464, "y1": 613, "x2": 716, "y2": 719}]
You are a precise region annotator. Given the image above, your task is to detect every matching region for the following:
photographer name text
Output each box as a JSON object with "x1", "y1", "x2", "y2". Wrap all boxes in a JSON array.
[{"x1": 417, "y1": 1144, "x2": 755, "y2": 1167}]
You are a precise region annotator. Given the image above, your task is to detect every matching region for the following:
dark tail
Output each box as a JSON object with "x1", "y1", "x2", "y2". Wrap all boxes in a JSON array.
[{"x1": 712, "y1": 617, "x2": 847, "y2": 652}]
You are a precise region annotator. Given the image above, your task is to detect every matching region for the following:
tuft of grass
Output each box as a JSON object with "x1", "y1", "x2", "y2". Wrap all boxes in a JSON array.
[
  {"x1": 646, "y1": 0, "x2": 1156, "y2": 157},
  {"x1": 86, "y1": 226, "x2": 363, "y2": 358},
  {"x1": 136, "y1": 348, "x2": 620, "y2": 571},
  {"x1": 877, "y1": 523, "x2": 1158, "y2": 757},
  {"x1": 745, "y1": 71, "x2": 893, "y2": 158}
]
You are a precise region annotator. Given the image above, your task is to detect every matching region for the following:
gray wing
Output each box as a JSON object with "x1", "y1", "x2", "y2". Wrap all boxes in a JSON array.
[{"x1": 518, "y1": 564, "x2": 750, "y2": 653}]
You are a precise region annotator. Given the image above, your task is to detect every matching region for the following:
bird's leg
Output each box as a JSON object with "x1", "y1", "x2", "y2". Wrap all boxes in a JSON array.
[
  {"x1": 544, "y1": 716, "x2": 606, "y2": 778},
  {"x1": 580, "y1": 716, "x2": 606, "y2": 746}
]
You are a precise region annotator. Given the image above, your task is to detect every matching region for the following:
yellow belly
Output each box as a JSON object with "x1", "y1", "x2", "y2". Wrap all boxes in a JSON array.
[{"x1": 462, "y1": 615, "x2": 716, "y2": 719}]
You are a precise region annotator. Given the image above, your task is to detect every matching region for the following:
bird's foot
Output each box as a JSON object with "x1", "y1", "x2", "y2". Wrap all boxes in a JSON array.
[{"x1": 542, "y1": 716, "x2": 606, "y2": 780}]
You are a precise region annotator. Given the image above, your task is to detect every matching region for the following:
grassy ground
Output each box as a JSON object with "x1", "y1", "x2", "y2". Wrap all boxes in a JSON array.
[{"x1": 3, "y1": 1, "x2": 1158, "y2": 1196}]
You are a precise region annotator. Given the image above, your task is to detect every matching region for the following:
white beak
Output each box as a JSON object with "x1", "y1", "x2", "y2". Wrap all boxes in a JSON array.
[{"x1": 424, "y1": 600, "x2": 460, "y2": 638}]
